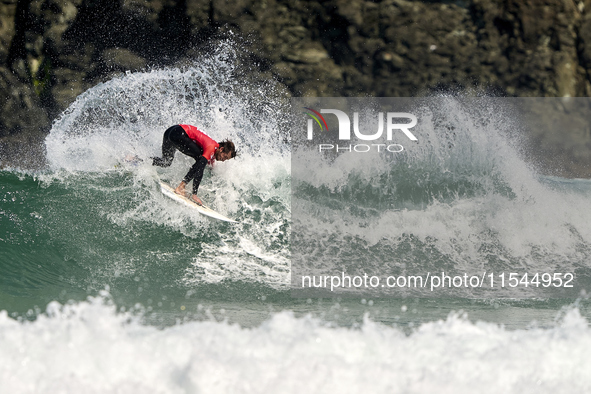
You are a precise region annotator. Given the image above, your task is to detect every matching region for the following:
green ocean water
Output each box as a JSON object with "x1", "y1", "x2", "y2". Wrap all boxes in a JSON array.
[
  {"x1": 2, "y1": 168, "x2": 591, "y2": 332},
  {"x1": 0, "y1": 169, "x2": 287, "y2": 325}
]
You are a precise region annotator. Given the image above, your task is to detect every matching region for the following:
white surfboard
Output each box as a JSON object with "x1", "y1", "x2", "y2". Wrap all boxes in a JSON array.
[{"x1": 159, "y1": 181, "x2": 237, "y2": 223}]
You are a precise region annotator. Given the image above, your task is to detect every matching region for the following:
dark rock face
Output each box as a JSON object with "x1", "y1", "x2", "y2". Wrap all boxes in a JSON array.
[{"x1": 0, "y1": 0, "x2": 591, "y2": 175}]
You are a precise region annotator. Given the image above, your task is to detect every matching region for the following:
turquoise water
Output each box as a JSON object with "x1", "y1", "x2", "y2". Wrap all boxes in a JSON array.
[
  {"x1": 3, "y1": 45, "x2": 591, "y2": 392},
  {"x1": 8, "y1": 169, "x2": 581, "y2": 329}
]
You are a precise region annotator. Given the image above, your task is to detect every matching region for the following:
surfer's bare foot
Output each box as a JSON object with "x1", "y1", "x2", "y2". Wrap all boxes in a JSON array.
[
  {"x1": 190, "y1": 195, "x2": 203, "y2": 206},
  {"x1": 124, "y1": 154, "x2": 143, "y2": 163},
  {"x1": 175, "y1": 181, "x2": 187, "y2": 196}
]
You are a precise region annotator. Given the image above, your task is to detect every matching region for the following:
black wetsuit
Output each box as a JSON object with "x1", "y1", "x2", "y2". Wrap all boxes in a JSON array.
[{"x1": 152, "y1": 125, "x2": 209, "y2": 194}]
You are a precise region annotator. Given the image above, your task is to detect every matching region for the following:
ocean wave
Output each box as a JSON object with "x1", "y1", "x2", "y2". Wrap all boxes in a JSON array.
[{"x1": 1, "y1": 295, "x2": 591, "y2": 393}]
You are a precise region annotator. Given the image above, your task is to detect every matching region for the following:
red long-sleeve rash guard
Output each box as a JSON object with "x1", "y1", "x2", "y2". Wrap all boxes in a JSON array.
[{"x1": 180, "y1": 124, "x2": 219, "y2": 163}]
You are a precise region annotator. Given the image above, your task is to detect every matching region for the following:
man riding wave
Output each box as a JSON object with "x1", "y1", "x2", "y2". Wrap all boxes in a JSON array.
[{"x1": 152, "y1": 124, "x2": 237, "y2": 205}]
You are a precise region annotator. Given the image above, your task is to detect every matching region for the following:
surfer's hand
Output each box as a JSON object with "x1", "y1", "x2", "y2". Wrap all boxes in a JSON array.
[{"x1": 191, "y1": 195, "x2": 203, "y2": 206}]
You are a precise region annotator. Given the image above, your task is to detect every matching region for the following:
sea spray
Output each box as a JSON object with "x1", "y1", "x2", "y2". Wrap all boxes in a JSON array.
[
  {"x1": 291, "y1": 97, "x2": 591, "y2": 297},
  {"x1": 42, "y1": 42, "x2": 291, "y2": 296}
]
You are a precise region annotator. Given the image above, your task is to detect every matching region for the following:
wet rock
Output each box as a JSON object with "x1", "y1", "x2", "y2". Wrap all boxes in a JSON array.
[
  {"x1": 102, "y1": 48, "x2": 148, "y2": 71},
  {"x1": 0, "y1": 0, "x2": 17, "y2": 63},
  {"x1": 50, "y1": 67, "x2": 89, "y2": 112},
  {"x1": 0, "y1": 66, "x2": 49, "y2": 137},
  {"x1": 282, "y1": 46, "x2": 329, "y2": 64}
]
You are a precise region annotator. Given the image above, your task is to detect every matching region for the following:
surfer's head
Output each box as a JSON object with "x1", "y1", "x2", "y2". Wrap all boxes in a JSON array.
[{"x1": 215, "y1": 139, "x2": 237, "y2": 162}]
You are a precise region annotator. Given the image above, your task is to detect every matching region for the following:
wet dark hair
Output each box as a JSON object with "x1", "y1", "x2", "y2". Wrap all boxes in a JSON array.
[{"x1": 218, "y1": 139, "x2": 237, "y2": 158}]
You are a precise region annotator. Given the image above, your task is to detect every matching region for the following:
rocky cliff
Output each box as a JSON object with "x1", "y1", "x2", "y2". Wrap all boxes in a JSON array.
[{"x1": 1, "y1": 0, "x2": 591, "y2": 175}]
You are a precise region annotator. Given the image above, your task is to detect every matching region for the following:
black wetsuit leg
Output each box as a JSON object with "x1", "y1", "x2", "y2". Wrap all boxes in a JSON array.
[
  {"x1": 152, "y1": 125, "x2": 208, "y2": 195},
  {"x1": 152, "y1": 126, "x2": 180, "y2": 167}
]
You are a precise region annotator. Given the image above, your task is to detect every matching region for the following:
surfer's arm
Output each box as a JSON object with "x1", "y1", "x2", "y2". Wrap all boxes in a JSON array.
[{"x1": 183, "y1": 156, "x2": 208, "y2": 195}]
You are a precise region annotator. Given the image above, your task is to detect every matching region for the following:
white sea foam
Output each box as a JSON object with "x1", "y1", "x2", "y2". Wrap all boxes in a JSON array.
[
  {"x1": 42, "y1": 43, "x2": 291, "y2": 289},
  {"x1": 1, "y1": 297, "x2": 591, "y2": 393},
  {"x1": 292, "y1": 98, "x2": 591, "y2": 282}
]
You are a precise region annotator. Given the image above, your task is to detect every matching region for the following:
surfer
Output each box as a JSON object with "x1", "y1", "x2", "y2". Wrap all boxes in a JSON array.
[{"x1": 152, "y1": 124, "x2": 237, "y2": 205}]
